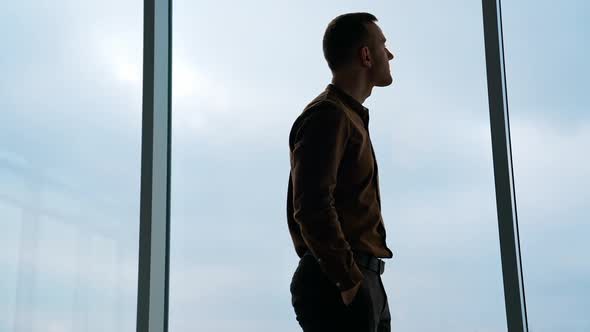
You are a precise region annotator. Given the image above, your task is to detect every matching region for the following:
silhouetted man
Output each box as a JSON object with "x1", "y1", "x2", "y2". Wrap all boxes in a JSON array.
[{"x1": 287, "y1": 12, "x2": 395, "y2": 332}]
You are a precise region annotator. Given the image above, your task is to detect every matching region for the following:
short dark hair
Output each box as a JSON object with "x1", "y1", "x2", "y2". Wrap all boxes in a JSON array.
[{"x1": 323, "y1": 12, "x2": 378, "y2": 72}]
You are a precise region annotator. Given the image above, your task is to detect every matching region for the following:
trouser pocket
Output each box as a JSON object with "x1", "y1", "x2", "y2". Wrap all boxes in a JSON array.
[{"x1": 290, "y1": 257, "x2": 376, "y2": 331}]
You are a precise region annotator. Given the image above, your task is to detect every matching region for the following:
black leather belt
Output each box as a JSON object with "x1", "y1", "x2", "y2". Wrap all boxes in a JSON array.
[
  {"x1": 354, "y1": 251, "x2": 386, "y2": 275},
  {"x1": 304, "y1": 250, "x2": 386, "y2": 275}
]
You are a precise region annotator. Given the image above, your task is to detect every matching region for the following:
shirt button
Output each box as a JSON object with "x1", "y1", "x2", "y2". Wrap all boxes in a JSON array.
[
  {"x1": 317, "y1": 258, "x2": 322, "y2": 263},
  {"x1": 336, "y1": 282, "x2": 341, "y2": 288}
]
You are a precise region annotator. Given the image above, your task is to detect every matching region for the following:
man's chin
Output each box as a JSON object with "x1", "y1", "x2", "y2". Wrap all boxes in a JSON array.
[{"x1": 376, "y1": 76, "x2": 394, "y2": 87}]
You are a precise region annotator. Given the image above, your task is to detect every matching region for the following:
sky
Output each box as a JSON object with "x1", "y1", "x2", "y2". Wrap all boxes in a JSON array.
[{"x1": 0, "y1": 0, "x2": 588, "y2": 331}]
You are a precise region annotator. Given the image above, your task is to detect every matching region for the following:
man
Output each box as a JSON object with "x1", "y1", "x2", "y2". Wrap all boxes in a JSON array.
[{"x1": 287, "y1": 12, "x2": 395, "y2": 332}]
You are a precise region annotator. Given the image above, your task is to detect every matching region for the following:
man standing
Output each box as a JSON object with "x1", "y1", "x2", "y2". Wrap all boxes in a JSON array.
[{"x1": 287, "y1": 12, "x2": 395, "y2": 332}]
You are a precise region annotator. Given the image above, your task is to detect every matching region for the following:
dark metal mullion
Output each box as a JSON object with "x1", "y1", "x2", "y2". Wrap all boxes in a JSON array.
[
  {"x1": 136, "y1": 0, "x2": 155, "y2": 329},
  {"x1": 481, "y1": 0, "x2": 529, "y2": 331},
  {"x1": 164, "y1": 0, "x2": 173, "y2": 329},
  {"x1": 137, "y1": 0, "x2": 172, "y2": 331}
]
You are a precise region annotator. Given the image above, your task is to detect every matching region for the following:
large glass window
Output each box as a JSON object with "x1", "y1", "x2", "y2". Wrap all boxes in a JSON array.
[
  {"x1": 170, "y1": 2, "x2": 506, "y2": 331},
  {"x1": 502, "y1": 1, "x2": 590, "y2": 330},
  {"x1": 0, "y1": 1, "x2": 142, "y2": 331}
]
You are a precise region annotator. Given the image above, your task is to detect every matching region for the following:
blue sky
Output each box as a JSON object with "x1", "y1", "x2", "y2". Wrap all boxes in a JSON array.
[{"x1": 1, "y1": 0, "x2": 588, "y2": 331}]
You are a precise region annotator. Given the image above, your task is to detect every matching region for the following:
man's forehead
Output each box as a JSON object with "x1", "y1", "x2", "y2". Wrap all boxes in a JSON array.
[{"x1": 367, "y1": 21, "x2": 386, "y2": 41}]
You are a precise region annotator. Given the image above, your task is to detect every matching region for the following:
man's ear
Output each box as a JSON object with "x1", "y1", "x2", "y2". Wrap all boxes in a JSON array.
[{"x1": 359, "y1": 46, "x2": 372, "y2": 68}]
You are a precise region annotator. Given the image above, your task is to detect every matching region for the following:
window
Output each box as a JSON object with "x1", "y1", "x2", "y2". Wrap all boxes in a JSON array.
[
  {"x1": 170, "y1": 2, "x2": 506, "y2": 330},
  {"x1": 0, "y1": 1, "x2": 142, "y2": 331},
  {"x1": 503, "y1": 1, "x2": 590, "y2": 330}
]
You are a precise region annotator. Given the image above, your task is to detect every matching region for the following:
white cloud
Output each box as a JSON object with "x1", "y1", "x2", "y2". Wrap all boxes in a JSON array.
[
  {"x1": 0, "y1": 214, "x2": 138, "y2": 294},
  {"x1": 510, "y1": 115, "x2": 590, "y2": 221},
  {"x1": 94, "y1": 30, "x2": 142, "y2": 86},
  {"x1": 387, "y1": 103, "x2": 492, "y2": 170},
  {"x1": 169, "y1": 263, "x2": 258, "y2": 301}
]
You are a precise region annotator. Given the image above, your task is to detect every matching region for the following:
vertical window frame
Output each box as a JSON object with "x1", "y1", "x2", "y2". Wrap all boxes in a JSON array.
[
  {"x1": 482, "y1": 0, "x2": 529, "y2": 330},
  {"x1": 136, "y1": 0, "x2": 172, "y2": 331}
]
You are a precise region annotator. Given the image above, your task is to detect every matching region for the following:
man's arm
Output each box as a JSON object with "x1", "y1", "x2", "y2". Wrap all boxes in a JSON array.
[{"x1": 290, "y1": 104, "x2": 363, "y2": 291}]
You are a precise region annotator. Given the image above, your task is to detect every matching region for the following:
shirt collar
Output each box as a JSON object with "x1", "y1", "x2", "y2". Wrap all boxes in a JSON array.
[{"x1": 327, "y1": 84, "x2": 370, "y2": 123}]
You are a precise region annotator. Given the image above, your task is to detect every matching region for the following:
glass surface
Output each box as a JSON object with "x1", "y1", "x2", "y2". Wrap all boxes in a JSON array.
[
  {"x1": 170, "y1": 1, "x2": 506, "y2": 331},
  {"x1": 502, "y1": 1, "x2": 590, "y2": 331},
  {"x1": 0, "y1": 1, "x2": 142, "y2": 331}
]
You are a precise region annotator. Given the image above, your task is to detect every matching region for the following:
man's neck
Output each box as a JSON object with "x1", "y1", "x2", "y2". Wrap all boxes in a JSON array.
[{"x1": 331, "y1": 75, "x2": 372, "y2": 105}]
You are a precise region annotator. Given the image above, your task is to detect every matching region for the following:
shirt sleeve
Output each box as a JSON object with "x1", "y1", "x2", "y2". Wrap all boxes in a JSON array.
[{"x1": 289, "y1": 104, "x2": 364, "y2": 291}]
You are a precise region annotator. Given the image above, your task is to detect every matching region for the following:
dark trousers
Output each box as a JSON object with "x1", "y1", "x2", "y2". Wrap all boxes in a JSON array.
[{"x1": 290, "y1": 252, "x2": 391, "y2": 332}]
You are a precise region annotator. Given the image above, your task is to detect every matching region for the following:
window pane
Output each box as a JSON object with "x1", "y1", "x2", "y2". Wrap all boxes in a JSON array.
[
  {"x1": 0, "y1": 1, "x2": 142, "y2": 331},
  {"x1": 502, "y1": 1, "x2": 590, "y2": 331},
  {"x1": 170, "y1": 2, "x2": 506, "y2": 330}
]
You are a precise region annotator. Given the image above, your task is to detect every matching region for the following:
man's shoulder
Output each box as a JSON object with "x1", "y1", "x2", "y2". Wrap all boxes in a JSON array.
[
  {"x1": 288, "y1": 91, "x2": 350, "y2": 147},
  {"x1": 292, "y1": 97, "x2": 347, "y2": 131},
  {"x1": 303, "y1": 89, "x2": 347, "y2": 114}
]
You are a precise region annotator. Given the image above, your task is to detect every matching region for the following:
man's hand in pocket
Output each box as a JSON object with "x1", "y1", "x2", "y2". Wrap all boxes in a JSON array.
[{"x1": 340, "y1": 281, "x2": 362, "y2": 306}]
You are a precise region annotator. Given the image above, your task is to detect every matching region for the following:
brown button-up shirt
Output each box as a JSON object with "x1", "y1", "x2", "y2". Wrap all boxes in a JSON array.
[{"x1": 287, "y1": 84, "x2": 393, "y2": 291}]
